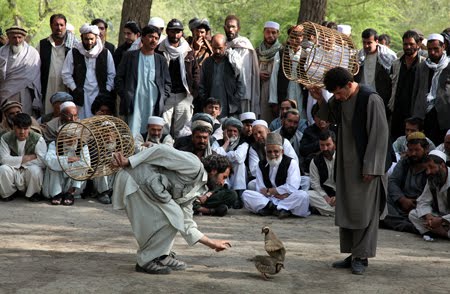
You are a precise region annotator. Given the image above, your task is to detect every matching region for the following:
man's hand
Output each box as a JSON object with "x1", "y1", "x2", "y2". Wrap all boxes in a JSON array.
[
  {"x1": 362, "y1": 174, "x2": 376, "y2": 183},
  {"x1": 198, "y1": 192, "x2": 213, "y2": 204},
  {"x1": 273, "y1": 193, "x2": 288, "y2": 200},
  {"x1": 143, "y1": 141, "x2": 154, "y2": 148},
  {"x1": 424, "y1": 215, "x2": 443, "y2": 230},
  {"x1": 67, "y1": 156, "x2": 80, "y2": 163},
  {"x1": 307, "y1": 86, "x2": 325, "y2": 103},
  {"x1": 398, "y1": 196, "x2": 416, "y2": 213},
  {"x1": 193, "y1": 37, "x2": 204, "y2": 51},
  {"x1": 112, "y1": 152, "x2": 129, "y2": 168},
  {"x1": 21, "y1": 154, "x2": 37, "y2": 164},
  {"x1": 199, "y1": 236, "x2": 232, "y2": 252},
  {"x1": 260, "y1": 71, "x2": 270, "y2": 81},
  {"x1": 325, "y1": 196, "x2": 336, "y2": 206}
]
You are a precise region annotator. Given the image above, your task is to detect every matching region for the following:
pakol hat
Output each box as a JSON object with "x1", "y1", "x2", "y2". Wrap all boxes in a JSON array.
[
  {"x1": 265, "y1": 132, "x2": 283, "y2": 146},
  {"x1": 6, "y1": 26, "x2": 27, "y2": 36}
]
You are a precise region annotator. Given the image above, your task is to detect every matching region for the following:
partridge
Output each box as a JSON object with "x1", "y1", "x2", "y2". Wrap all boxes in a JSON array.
[
  {"x1": 262, "y1": 226, "x2": 286, "y2": 262},
  {"x1": 254, "y1": 255, "x2": 284, "y2": 280}
]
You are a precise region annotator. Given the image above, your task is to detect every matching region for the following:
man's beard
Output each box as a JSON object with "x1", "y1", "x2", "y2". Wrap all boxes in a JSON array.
[
  {"x1": 105, "y1": 141, "x2": 116, "y2": 152},
  {"x1": 52, "y1": 32, "x2": 66, "y2": 40},
  {"x1": 281, "y1": 126, "x2": 296, "y2": 139},
  {"x1": 229, "y1": 136, "x2": 239, "y2": 144},
  {"x1": 83, "y1": 42, "x2": 96, "y2": 51},
  {"x1": 169, "y1": 37, "x2": 180, "y2": 44},
  {"x1": 148, "y1": 136, "x2": 160, "y2": 144},
  {"x1": 267, "y1": 156, "x2": 282, "y2": 167},
  {"x1": 207, "y1": 174, "x2": 221, "y2": 191},
  {"x1": 404, "y1": 48, "x2": 417, "y2": 56},
  {"x1": 409, "y1": 155, "x2": 426, "y2": 164},
  {"x1": 65, "y1": 144, "x2": 77, "y2": 153},
  {"x1": 428, "y1": 169, "x2": 446, "y2": 190},
  {"x1": 323, "y1": 150, "x2": 335, "y2": 160},
  {"x1": 10, "y1": 44, "x2": 23, "y2": 54}
]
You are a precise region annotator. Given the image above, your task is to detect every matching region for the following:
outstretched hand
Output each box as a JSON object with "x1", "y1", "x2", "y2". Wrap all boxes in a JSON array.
[
  {"x1": 199, "y1": 236, "x2": 232, "y2": 252},
  {"x1": 112, "y1": 152, "x2": 129, "y2": 168}
]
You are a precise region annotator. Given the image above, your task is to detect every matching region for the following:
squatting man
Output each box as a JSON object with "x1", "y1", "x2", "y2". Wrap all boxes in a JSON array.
[{"x1": 111, "y1": 145, "x2": 231, "y2": 274}]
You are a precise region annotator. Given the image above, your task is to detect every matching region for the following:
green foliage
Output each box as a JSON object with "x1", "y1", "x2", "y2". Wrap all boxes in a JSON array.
[{"x1": 0, "y1": 0, "x2": 449, "y2": 52}]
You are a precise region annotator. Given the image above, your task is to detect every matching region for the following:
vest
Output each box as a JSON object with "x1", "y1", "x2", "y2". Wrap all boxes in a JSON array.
[
  {"x1": 312, "y1": 153, "x2": 336, "y2": 196},
  {"x1": 3, "y1": 131, "x2": 41, "y2": 156},
  {"x1": 429, "y1": 185, "x2": 450, "y2": 213},
  {"x1": 39, "y1": 38, "x2": 70, "y2": 102},
  {"x1": 259, "y1": 155, "x2": 292, "y2": 188},
  {"x1": 335, "y1": 85, "x2": 392, "y2": 172},
  {"x1": 141, "y1": 132, "x2": 169, "y2": 144},
  {"x1": 71, "y1": 48, "x2": 109, "y2": 106}
]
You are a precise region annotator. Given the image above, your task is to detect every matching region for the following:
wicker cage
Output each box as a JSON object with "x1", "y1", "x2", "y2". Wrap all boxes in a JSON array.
[
  {"x1": 282, "y1": 22, "x2": 359, "y2": 87},
  {"x1": 56, "y1": 115, "x2": 134, "y2": 180}
]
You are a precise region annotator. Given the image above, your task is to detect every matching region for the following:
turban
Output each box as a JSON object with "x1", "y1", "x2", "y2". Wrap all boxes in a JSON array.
[
  {"x1": 252, "y1": 119, "x2": 268, "y2": 128},
  {"x1": 1, "y1": 100, "x2": 22, "y2": 113},
  {"x1": 337, "y1": 24, "x2": 352, "y2": 36},
  {"x1": 147, "y1": 116, "x2": 165, "y2": 126},
  {"x1": 50, "y1": 92, "x2": 73, "y2": 105},
  {"x1": 60, "y1": 101, "x2": 77, "y2": 112},
  {"x1": 80, "y1": 24, "x2": 100, "y2": 35},
  {"x1": 223, "y1": 117, "x2": 243, "y2": 131},
  {"x1": 6, "y1": 26, "x2": 27, "y2": 36},
  {"x1": 266, "y1": 133, "x2": 283, "y2": 146},
  {"x1": 264, "y1": 21, "x2": 280, "y2": 30},
  {"x1": 191, "y1": 120, "x2": 212, "y2": 133},
  {"x1": 240, "y1": 112, "x2": 256, "y2": 122},
  {"x1": 192, "y1": 112, "x2": 214, "y2": 126},
  {"x1": 429, "y1": 150, "x2": 447, "y2": 163},
  {"x1": 149, "y1": 17, "x2": 165, "y2": 28}
]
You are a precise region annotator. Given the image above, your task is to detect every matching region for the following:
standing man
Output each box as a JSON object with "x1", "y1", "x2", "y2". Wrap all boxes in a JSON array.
[
  {"x1": 412, "y1": 34, "x2": 450, "y2": 145},
  {"x1": 224, "y1": 15, "x2": 260, "y2": 115},
  {"x1": 37, "y1": 14, "x2": 77, "y2": 114},
  {"x1": 355, "y1": 28, "x2": 396, "y2": 115},
  {"x1": 199, "y1": 34, "x2": 244, "y2": 118},
  {"x1": 256, "y1": 21, "x2": 281, "y2": 122},
  {"x1": 112, "y1": 146, "x2": 231, "y2": 274},
  {"x1": 113, "y1": 21, "x2": 141, "y2": 68},
  {"x1": 388, "y1": 30, "x2": 425, "y2": 140},
  {"x1": 0, "y1": 26, "x2": 41, "y2": 115},
  {"x1": 115, "y1": 25, "x2": 171, "y2": 136},
  {"x1": 62, "y1": 24, "x2": 116, "y2": 119},
  {"x1": 310, "y1": 67, "x2": 390, "y2": 275},
  {"x1": 157, "y1": 19, "x2": 199, "y2": 139},
  {"x1": 91, "y1": 19, "x2": 115, "y2": 54}
]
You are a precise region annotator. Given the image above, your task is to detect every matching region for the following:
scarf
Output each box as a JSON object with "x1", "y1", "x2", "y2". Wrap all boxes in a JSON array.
[
  {"x1": 75, "y1": 37, "x2": 103, "y2": 59},
  {"x1": 425, "y1": 52, "x2": 450, "y2": 112},
  {"x1": 64, "y1": 31, "x2": 77, "y2": 50},
  {"x1": 358, "y1": 44, "x2": 396, "y2": 71},
  {"x1": 257, "y1": 40, "x2": 281, "y2": 62},
  {"x1": 159, "y1": 37, "x2": 192, "y2": 93}
]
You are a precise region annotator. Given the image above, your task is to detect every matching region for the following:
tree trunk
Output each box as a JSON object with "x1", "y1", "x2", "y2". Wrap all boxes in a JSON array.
[
  {"x1": 297, "y1": 0, "x2": 327, "y2": 24},
  {"x1": 118, "y1": 0, "x2": 153, "y2": 45}
]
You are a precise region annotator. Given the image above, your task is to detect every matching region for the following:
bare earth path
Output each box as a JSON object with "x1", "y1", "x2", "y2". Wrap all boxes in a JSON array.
[{"x1": 1, "y1": 198, "x2": 449, "y2": 294}]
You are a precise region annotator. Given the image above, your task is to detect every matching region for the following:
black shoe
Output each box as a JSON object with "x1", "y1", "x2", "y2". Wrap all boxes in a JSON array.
[
  {"x1": 332, "y1": 255, "x2": 368, "y2": 269},
  {"x1": 28, "y1": 193, "x2": 42, "y2": 202},
  {"x1": 278, "y1": 209, "x2": 292, "y2": 219},
  {"x1": 258, "y1": 201, "x2": 276, "y2": 216},
  {"x1": 1, "y1": 195, "x2": 15, "y2": 202},
  {"x1": 351, "y1": 258, "x2": 367, "y2": 275},
  {"x1": 97, "y1": 192, "x2": 112, "y2": 204},
  {"x1": 135, "y1": 262, "x2": 171, "y2": 275}
]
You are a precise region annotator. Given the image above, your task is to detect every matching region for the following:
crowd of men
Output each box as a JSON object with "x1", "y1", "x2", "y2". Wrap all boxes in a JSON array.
[{"x1": 0, "y1": 13, "x2": 449, "y2": 276}]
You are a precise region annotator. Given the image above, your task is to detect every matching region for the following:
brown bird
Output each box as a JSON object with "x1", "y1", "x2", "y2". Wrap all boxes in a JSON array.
[
  {"x1": 254, "y1": 255, "x2": 284, "y2": 280},
  {"x1": 262, "y1": 226, "x2": 286, "y2": 262}
]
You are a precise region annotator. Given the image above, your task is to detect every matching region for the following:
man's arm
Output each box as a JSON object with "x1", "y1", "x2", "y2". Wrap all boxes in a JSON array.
[
  {"x1": 105, "y1": 51, "x2": 116, "y2": 91},
  {"x1": 309, "y1": 159, "x2": 327, "y2": 198},
  {"x1": 61, "y1": 49, "x2": 76, "y2": 91}
]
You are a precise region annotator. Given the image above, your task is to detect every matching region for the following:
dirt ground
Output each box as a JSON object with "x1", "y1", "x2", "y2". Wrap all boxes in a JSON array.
[{"x1": 1, "y1": 197, "x2": 449, "y2": 294}]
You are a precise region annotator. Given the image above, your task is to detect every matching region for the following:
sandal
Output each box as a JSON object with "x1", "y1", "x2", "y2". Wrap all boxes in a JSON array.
[
  {"x1": 51, "y1": 194, "x2": 63, "y2": 205},
  {"x1": 63, "y1": 194, "x2": 75, "y2": 206}
]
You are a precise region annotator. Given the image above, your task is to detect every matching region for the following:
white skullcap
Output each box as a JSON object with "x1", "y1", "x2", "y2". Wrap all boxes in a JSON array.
[
  {"x1": 428, "y1": 33, "x2": 444, "y2": 43},
  {"x1": 66, "y1": 23, "x2": 75, "y2": 32},
  {"x1": 264, "y1": 21, "x2": 280, "y2": 30},
  {"x1": 337, "y1": 24, "x2": 352, "y2": 36},
  {"x1": 147, "y1": 116, "x2": 165, "y2": 126},
  {"x1": 79, "y1": 24, "x2": 100, "y2": 35},
  {"x1": 60, "y1": 101, "x2": 77, "y2": 111},
  {"x1": 149, "y1": 17, "x2": 165, "y2": 28},
  {"x1": 252, "y1": 119, "x2": 268, "y2": 128},
  {"x1": 101, "y1": 120, "x2": 116, "y2": 127},
  {"x1": 240, "y1": 112, "x2": 256, "y2": 122},
  {"x1": 429, "y1": 150, "x2": 447, "y2": 162},
  {"x1": 446, "y1": 129, "x2": 450, "y2": 136}
]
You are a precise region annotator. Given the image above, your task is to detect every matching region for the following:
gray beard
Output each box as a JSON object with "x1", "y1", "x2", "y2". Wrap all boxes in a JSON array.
[
  {"x1": 267, "y1": 156, "x2": 282, "y2": 167},
  {"x1": 10, "y1": 44, "x2": 23, "y2": 54}
]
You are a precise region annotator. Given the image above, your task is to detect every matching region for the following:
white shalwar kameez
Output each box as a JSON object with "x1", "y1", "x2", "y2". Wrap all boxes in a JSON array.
[
  {"x1": 242, "y1": 158, "x2": 310, "y2": 217},
  {"x1": 213, "y1": 141, "x2": 249, "y2": 190}
]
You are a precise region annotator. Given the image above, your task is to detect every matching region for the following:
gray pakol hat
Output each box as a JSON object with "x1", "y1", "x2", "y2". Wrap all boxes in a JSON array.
[{"x1": 266, "y1": 132, "x2": 283, "y2": 146}]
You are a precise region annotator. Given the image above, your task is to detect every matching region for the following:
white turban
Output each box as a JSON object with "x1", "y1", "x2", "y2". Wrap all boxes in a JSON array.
[
  {"x1": 252, "y1": 120, "x2": 268, "y2": 128},
  {"x1": 148, "y1": 17, "x2": 165, "y2": 28},
  {"x1": 240, "y1": 112, "x2": 256, "y2": 122},
  {"x1": 429, "y1": 150, "x2": 447, "y2": 162},
  {"x1": 80, "y1": 24, "x2": 100, "y2": 35},
  {"x1": 60, "y1": 101, "x2": 77, "y2": 112},
  {"x1": 428, "y1": 33, "x2": 444, "y2": 43},
  {"x1": 337, "y1": 24, "x2": 352, "y2": 36},
  {"x1": 264, "y1": 21, "x2": 280, "y2": 30},
  {"x1": 147, "y1": 116, "x2": 165, "y2": 126}
]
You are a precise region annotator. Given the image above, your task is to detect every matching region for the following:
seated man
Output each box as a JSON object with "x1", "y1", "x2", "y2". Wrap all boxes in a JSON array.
[
  {"x1": 39, "y1": 92, "x2": 74, "y2": 124},
  {"x1": 269, "y1": 99, "x2": 307, "y2": 132},
  {"x1": 435, "y1": 129, "x2": 450, "y2": 160},
  {"x1": 212, "y1": 117, "x2": 249, "y2": 208},
  {"x1": 0, "y1": 113, "x2": 47, "y2": 201},
  {"x1": 409, "y1": 150, "x2": 450, "y2": 240},
  {"x1": 42, "y1": 101, "x2": 79, "y2": 144},
  {"x1": 112, "y1": 146, "x2": 232, "y2": 274},
  {"x1": 242, "y1": 133, "x2": 310, "y2": 219},
  {"x1": 381, "y1": 132, "x2": 429, "y2": 233},
  {"x1": 91, "y1": 93, "x2": 117, "y2": 116},
  {"x1": 273, "y1": 108, "x2": 303, "y2": 159},
  {"x1": 193, "y1": 154, "x2": 237, "y2": 216},
  {"x1": 43, "y1": 127, "x2": 90, "y2": 205},
  {"x1": 308, "y1": 130, "x2": 336, "y2": 216},
  {"x1": 392, "y1": 117, "x2": 435, "y2": 160},
  {"x1": 0, "y1": 100, "x2": 41, "y2": 138},
  {"x1": 135, "y1": 116, "x2": 174, "y2": 153},
  {"x1": 239, "y1": 111, "x2": 256, "y2": 144}
]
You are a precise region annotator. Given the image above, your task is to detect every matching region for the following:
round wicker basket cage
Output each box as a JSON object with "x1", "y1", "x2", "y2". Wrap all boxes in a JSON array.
[
  {"x1": 56, "y1": 115, "x2": 134, "y2": 180},
  {"x1": 282, "y1": 22, "x2": 359, "y2": 87}
]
